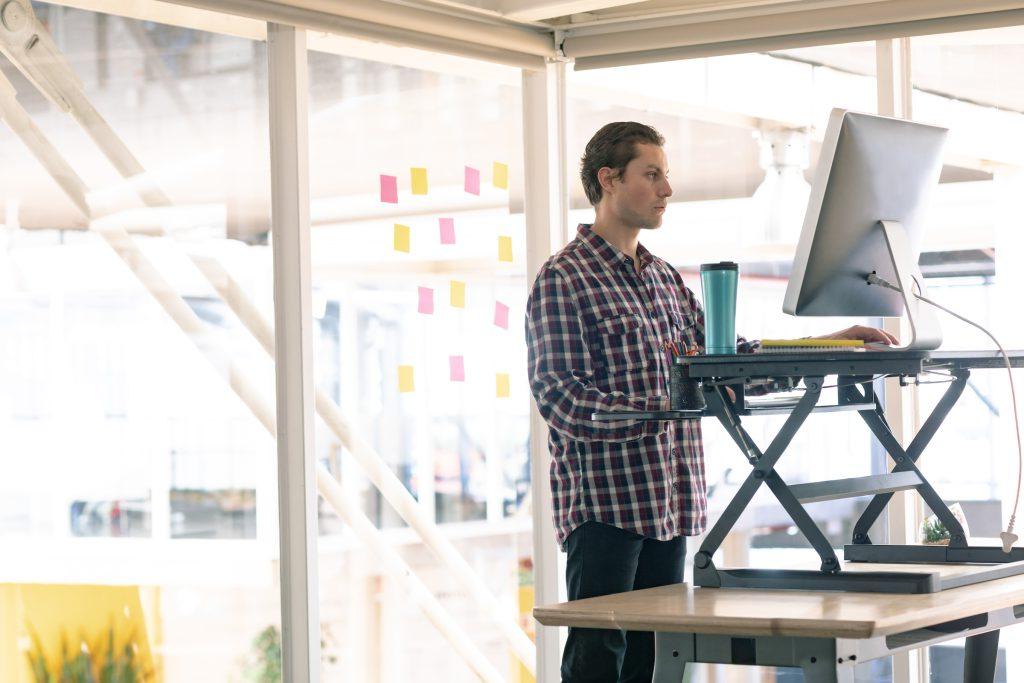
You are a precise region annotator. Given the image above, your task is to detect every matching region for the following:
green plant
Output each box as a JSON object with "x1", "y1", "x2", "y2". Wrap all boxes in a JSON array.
[
  {"x1": 241, "y1": 624, "x2": 338, "y2": 682},
  {"x1": 921, "y1": 516, "x2": 950, "y2": 544},
  {"x1": 243, "y1": 625, "x2": 282, "y2": 683},
  {"x1": 26, "y1": 625, "x2": 151, "y2": 683}
]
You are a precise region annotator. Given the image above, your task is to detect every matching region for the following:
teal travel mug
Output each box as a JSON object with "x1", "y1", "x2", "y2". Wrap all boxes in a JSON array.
[{"x1": 700, "y1": 262, "x2": 738, "y2": 355}]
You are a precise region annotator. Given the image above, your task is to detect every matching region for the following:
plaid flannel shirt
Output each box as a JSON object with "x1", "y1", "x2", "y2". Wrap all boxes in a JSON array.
[{"x1": 526, "y1": 224, "x2": 766, "y2": 548}]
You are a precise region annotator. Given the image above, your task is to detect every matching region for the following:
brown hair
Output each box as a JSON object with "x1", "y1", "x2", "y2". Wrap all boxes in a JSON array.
[{"x1": 580, "y1": 122, "x2": 665, "y2": 205}]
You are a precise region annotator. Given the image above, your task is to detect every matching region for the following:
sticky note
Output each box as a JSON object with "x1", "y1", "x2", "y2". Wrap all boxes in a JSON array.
[
  {"x1": 394, "y1": 224, "x2": 410, "y2": 253},
  {"x1": 398, "y1": 365, "x2": 415, "y2": 393},
  {"x1": 449, "y1": 355, "x2": 465, "y2": 382},
  {"x1": 417, "y1": 286, "x2": 434, "y2": 314},
  {"x1": 380, "y1": 174, "x2": 398, "y2": 203},
  {"x1": 450, "y1": 280, "x2": 466, "y2": 308},
  {"x1": 439, "y1": 217, "x2": 456, "y2": 245},
  {"x1": 496, "y1": 372, "x2": 510, "y2": 398},
  {"x1": 465, "y1": 166, "x2": 480, "y2": 195},
  {"x1": 498, "y1": 235, "x2": 513, "y2": 262},
  {"x1": 493, "y1": 161, "x2": 508, "y2": 189},
  {"x1": 411, "y1": 167, "x2": 428, "y2": 195},
  {"x1": 494, "y1": 301, "x2": 509, "y2": 329}
]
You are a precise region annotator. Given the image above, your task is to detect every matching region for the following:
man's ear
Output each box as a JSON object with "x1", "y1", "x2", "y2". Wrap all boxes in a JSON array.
[{"x1": 597, "y1": 166, "x2": 618, "y2": 196}]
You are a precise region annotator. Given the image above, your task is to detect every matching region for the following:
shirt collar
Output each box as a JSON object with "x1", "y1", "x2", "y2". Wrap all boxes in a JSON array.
[{"x1": 577, "y1": 223, "x2": 655, "y2": 274}]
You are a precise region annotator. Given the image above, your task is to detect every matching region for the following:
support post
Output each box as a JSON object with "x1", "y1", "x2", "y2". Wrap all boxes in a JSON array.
[
  {"x1": 267, "y1": 22, "x2": 319, "y2": 683},
  {"x1": 876, "y1": 35, "x2": 923, "y2": 683},
  {"x1": 523, "y1": 59, "x2": 568, "y2": 683}
]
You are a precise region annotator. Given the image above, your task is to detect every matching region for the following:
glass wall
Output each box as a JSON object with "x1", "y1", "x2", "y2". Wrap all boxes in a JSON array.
[
  {"x1": 0, "y1": 4, "x2": 280, "y2": 681},
  {"x1": 5, "y1": 4, "x2": 1024, "y2": 682},
  {"x1": 305, "y1": 47, "x2": 533, "y2": 680},
  {"x1": 559, "y1": 31, "x2": 1024, "y2": 683},
  {"x1": 907, "y1": 27, "x2": 1024, "y2": 683}
]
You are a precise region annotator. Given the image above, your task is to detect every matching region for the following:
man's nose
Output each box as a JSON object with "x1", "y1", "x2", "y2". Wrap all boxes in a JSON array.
[{"x1": 660, "y1": 179, "x2": 673, "y2": 198}]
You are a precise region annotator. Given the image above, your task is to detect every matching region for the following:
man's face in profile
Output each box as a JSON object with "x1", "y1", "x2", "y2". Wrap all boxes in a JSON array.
[{"x1": 603, "y1": 143, "x2": 673, "y2": 229}]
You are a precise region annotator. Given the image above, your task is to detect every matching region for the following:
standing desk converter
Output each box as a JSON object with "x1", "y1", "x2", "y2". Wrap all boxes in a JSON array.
[
  {"x1": 534, "y1": 573, "x2": 1024, "y2": 682},
  {"x1": 594, "y1": 350, "x2": 1024, "y2": 594}
]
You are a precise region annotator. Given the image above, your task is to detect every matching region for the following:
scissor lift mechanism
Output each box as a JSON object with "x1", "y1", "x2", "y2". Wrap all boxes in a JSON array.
[{"x1": 596, "y1": 350, "x2": 1024, "y2": 594}]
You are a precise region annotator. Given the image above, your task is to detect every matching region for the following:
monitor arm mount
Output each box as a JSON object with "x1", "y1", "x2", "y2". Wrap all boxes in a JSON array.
[{"x1": 865, "y1": 219, "x2": 943, "y2": 351}]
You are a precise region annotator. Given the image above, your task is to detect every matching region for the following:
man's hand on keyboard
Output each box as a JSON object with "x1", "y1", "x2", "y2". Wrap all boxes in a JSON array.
[{"x1": 815, "y1": 324, "x2": 898, "y2": 346}]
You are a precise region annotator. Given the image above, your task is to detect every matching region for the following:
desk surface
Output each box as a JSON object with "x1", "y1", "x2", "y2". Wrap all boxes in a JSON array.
[{"x1": 534, "y1": 564, "x2": 1024, "y2": 639}]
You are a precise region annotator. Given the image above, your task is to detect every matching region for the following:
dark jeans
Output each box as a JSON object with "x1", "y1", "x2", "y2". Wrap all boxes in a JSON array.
[{"x1": 561, "y1": 521, "x2": 687, "y2": 683}]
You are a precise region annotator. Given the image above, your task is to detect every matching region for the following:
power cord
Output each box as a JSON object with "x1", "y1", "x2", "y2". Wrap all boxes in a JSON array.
[{"x1": 867, "y1": 272, "x2": 1021, "y2": 553}]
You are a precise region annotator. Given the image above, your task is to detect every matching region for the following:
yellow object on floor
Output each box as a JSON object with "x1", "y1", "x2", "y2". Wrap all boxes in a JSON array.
[{"x1": 0, "y1": 584, "x2": 161, "y2": 682}]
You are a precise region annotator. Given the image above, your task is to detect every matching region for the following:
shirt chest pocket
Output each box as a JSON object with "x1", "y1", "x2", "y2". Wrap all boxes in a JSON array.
[
  {"x1": 671, "y1": 312, "x2": 700, "y2": 355},
  {"x1": 593, "y1": 314, "x2": 648, "y2": 375}
]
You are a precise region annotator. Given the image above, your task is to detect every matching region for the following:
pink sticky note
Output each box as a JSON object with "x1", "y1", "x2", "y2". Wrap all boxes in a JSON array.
[
  {"x1": 439, "y1": 217, "x2": 456, "y2": 244},
  {"x1": 417, "y1": 286, "x2": 434, "y2": 314},
  {"x1": 464, "y1": 166, "x2": 480, "y2": 195},
  {"x1": 380, "y1": 174, "x2": 398, "y2": 203},
  {"x1": 449, "y1": 355, "x2": 465, "y2": 382},
  {"x1": 494, "y1": 301, "x2": 509, "y2": 329}
]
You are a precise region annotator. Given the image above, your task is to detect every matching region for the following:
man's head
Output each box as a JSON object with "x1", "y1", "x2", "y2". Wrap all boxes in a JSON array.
[{"x1": 580, "y1": 122, "x2": 672, "y2": 229}]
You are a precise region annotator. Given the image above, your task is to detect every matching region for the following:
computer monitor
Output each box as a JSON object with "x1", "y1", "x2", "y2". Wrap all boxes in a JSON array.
[{"x1": 782, "y1": 109, "x2": 948, "y2": 350}]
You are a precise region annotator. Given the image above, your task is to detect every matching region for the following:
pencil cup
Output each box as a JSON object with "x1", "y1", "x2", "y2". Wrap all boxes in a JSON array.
[
  {"x1": 700, "y1": 261, "x2": 738, "y2": 355},
  {"x1": 669, "y1": 363, "x2": 705, "y2": 411}
]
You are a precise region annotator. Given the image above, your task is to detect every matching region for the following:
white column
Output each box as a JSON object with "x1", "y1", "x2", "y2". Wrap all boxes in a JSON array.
[
  {"x1": 994, "y1": 167, "x2": 1024, "y2": 682},
  {"x1": 522, "y1": 59, "x2": 569, "y2": 683},
  {"x1": 876, "y1": 36, "x2": 925, "y2": 683},
  {"x1": 267, "y1": 22, "x2": 320, "y2": 683}
]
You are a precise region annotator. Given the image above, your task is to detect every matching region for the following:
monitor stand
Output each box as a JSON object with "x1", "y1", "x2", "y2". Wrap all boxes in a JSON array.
[{"x1": 871, "y1": 220, "x2": 942, "y2": 351}]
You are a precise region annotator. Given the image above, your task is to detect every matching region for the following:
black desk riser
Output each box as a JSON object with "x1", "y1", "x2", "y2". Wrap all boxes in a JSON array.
[{"x1": 594, "y1": 350, "x2": 1024, "y2": 594}]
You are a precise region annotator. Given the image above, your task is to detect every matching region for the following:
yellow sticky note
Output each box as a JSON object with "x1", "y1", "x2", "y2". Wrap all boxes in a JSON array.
[
  {"x1": 496, "y1": 372, "x2": 510, "y2": 398},
  {"x1": 411, "y1": 167, "x2": 428, "y2": 195},
  {"x1": 493, "y1": 161, "x2": 508, "y2": 189},
  {"x1": 450, "y1": 280, "x2": 466, "y2": 308},
  {"x1": 394, "y1": 224, "x2": 410, "y2": 253},
  {"x1": 398, "y1": 365, "x2": 415, "y2": 393},
  {"x1": 498, "y1": 235, "x2": 513, "y2": 263}
]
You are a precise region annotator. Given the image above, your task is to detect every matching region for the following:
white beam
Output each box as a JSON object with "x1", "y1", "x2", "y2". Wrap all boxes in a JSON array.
[
  {"x1": 173, "y1": 0, "x2": 552, "y2": 68},
  {"x1": 267, "y1": 23, "x2": 320, "y2": 683},
  {"x1": 875, "y1": 36, "x2": 925, "y2": 683},
  {"x1": 566, "y1": 3, "x2": 1024, "y2": 69},
  {"x1": 522, "y1": 59, "x2": 568, "y2": 683},
  {"x1": 876, "y1": 38, "x2": 912, "y2": 120},
  {"x1": 562, "y1": 0, "x2": 1024, "y2": 49}
]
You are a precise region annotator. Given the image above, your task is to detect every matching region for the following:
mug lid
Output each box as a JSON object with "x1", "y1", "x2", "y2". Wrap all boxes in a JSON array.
[{"x1": 700, "y1": 261, "x2": 738, "y2": 272}]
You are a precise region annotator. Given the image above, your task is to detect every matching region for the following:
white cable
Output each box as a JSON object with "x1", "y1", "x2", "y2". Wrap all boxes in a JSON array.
[
  {"x1": 868, "y1": 273, "x2": 1022, "y2": 552},
  {"x1": 914, "y1": 290, "x2": 1022, "y2": 552}
]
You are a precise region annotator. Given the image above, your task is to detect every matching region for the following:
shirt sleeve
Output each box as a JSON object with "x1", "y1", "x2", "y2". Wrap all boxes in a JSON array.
[{"x1": 526, "y1": 265, "x2": 665, "y2": 442}]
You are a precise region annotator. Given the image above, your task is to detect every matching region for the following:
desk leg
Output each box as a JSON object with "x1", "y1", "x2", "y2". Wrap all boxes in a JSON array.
[
  {"x1": 963, "y1": 629, "x2": 999, "y2": 683},
  {"x1": 653, "y1": 632, "x2": 695, "y2": 683}
]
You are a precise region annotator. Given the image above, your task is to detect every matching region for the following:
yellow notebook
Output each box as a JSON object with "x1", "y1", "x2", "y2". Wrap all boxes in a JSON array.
[{"x1": 758, "y1": 338, "x2": 865, "y2": 353}]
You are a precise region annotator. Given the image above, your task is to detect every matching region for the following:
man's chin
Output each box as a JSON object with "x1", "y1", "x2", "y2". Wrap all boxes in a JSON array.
[{"x1": 641, "y1": 219, "x2": 664, "y2": 230}]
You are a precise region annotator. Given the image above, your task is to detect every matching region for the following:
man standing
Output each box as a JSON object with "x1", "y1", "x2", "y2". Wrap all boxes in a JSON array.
[{"x1": 526, "y1": 121, "x2": 894, "y2": 682}]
